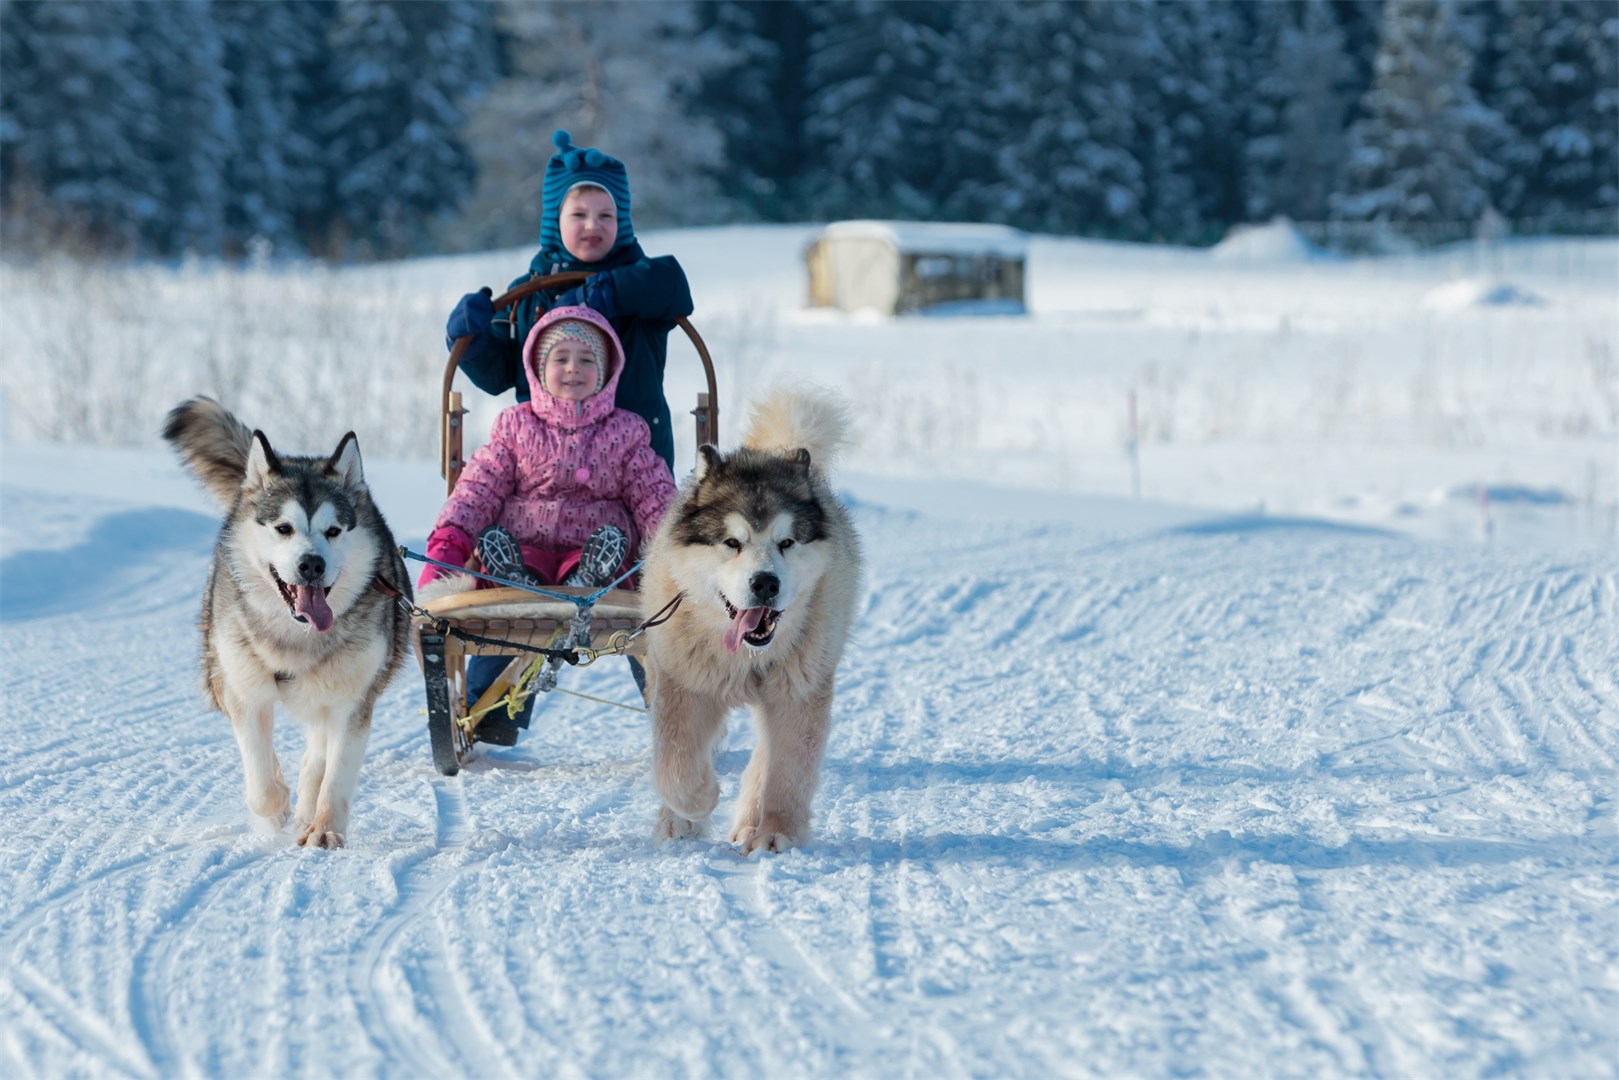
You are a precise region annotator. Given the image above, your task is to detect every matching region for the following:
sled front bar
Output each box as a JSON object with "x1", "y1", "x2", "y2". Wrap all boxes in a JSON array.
[{"x1": 409, "y1": 587, "x2": 649, "y2": 660}]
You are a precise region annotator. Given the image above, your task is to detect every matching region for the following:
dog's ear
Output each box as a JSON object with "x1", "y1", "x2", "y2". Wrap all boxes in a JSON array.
[
  {"x1": 785, "y1": 447, "x2": 811, "y2": 472},
  {"x1": 695, "y1": 443, "x2": 723, "y2": 482},
  {"x1": 327, "y1": 431, "x2": 365, "y2": 492},
  {"x1": 244, "y1": 431, "x2": 281, "y2": 490}
]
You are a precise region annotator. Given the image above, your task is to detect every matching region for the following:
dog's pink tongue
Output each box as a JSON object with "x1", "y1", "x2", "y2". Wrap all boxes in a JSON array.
[
  {"x1": 295, "y1": 586, "x2": 334, "y2": 633},
  {"x1": 723, "y1": 607, "x2": 769, "y2": 654}
]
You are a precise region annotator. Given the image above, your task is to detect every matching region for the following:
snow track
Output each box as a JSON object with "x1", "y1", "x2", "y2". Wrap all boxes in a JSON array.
[
  {"x1": 1, "y1": 475, "x2": 1615, "y2": 1076},
  {"x1": 343, "y1": 777, "x2": 505, "y2": 1079}
]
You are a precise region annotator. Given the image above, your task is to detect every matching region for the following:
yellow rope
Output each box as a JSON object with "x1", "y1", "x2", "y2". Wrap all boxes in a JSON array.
[
  {"x1": 457, "y1": 654, "x2": 547, "y2": 732},
  {"x1": 458, "y1": 640, "x2": 647, "y2": 729}
]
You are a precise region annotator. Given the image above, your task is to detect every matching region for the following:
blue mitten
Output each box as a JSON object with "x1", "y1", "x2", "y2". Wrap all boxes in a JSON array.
[
  {"x1": 555, "y1": 273, "x2": 618, "y2": 321},
  {"x1": 445, "y1": 287, "x2": 494, "y2": 348}
]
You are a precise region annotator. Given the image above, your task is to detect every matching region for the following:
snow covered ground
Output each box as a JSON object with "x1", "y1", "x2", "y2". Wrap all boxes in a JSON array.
[{"x1": 1, "y1": 227, "x2": 1616, "y2": 1076}]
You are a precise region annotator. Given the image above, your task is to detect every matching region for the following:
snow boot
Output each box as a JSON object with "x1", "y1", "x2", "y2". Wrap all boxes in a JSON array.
[
  {"x1": 562, "y1": 524, "x2": 628, "y2": 589},
  {"x1": 477, "y1": 525, "x2": 543, "y2": 589}
]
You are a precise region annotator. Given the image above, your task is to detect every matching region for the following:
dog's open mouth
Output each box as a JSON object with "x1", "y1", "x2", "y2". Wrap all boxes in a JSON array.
[
  {"x1": 721, "y1": 597, "x2": 782, "y2": 654},
  {"x1": 271, "y1": 568, "x2": 335, "y2": 633}
]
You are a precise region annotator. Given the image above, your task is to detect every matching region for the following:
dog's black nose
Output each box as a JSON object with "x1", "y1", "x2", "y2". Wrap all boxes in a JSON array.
[
  {"x1": 298, "y1": 553, "x2": 326, "y2": 583},
  {"x1": 750, "y1": 572, "x2": 779, "y2": 602}
]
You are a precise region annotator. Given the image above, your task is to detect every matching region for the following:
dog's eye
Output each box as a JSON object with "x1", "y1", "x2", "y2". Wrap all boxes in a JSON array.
[
  {"x1": 275, "y1": 524, "x2": 293, "y2": 537},
  {"x1": 723, "y1": 538, "x2": 743, "y2": 552},
  {"x1": 325, "y1": 526, "x2": 342, "y2": 540},
  {"x1": 778, "y1": 538, "x2": 795, "y2": 552}
]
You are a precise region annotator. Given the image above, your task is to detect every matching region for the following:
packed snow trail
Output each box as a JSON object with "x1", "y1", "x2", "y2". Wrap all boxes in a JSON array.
[{"x1": 1, "y1": 465, "x2": 1615, "y2": 1077}]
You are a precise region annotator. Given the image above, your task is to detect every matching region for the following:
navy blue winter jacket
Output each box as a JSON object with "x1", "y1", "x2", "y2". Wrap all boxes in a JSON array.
[{"x1": 456, "y1": 240, "x2": 693, "y2": 470}]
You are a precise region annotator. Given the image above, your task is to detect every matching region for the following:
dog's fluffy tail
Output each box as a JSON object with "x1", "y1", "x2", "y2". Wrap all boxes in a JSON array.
[
  {"x1": 162, "y1": 396, "x2": 254, "y2": 507},
  {"x1": 741, "y1": 383, "x2": 853, "y2": 474}
]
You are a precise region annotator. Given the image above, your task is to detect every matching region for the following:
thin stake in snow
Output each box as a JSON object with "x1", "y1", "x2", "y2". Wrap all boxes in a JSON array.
[{"x1": 1126, "y1": 390, "x2": 1141, "y2": 500}]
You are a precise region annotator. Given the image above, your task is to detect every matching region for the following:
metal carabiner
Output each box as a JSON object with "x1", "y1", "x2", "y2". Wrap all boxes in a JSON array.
[{"x1": 574, "y1": 631, "x2": 634, "y2": 667}]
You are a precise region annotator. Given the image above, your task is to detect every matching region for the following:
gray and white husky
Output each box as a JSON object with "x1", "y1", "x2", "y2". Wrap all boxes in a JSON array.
[
  {"x1": 163, "y1": 397, "x2": 411, "y2": 848},
  {"x1": 640, "y1": 385, "x2": 863, "y2": 853}
]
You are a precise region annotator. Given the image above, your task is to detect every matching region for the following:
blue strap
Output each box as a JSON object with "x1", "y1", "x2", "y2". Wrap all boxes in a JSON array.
[{"x1": 401, "y1": 547, "x2": 640, "y2": 610}]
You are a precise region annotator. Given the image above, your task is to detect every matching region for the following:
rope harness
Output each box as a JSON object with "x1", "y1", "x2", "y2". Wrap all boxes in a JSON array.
[
  {"x1": 382, "y1": 548, "x2": 686, "y2": 722},
  {"x1": 390, "y1": 546, "x2": 684, "y2": 666}
]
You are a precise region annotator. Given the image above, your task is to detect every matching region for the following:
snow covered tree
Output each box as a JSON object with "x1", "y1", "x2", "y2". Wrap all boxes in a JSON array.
[
  {"x1": 691, "y1": 0, "x2": 1153, "y2": 238},
  {"x1": 213, "y1": 0, "x2": 336, "y2": 254},
  {"x1": 0, "y1": 0, "x2": 159, "y2": 252},
  {"x1": 692, "y1": 0, "x2": 1006, "y2": 227},
  {"x1": 981, "y1": 0, "x2": 1147, "y2": 238},
  {"x1": 1332, "y1": 0, "x2": 1503, "y2": 226},
  {"x1": 799, "y1": 0, "x2": 966, "y2": 221},
  {"x1": 1335, "y1": 0, "x2": 1390, "y2": 105},
  {"x1": 1244, "y1": 0, "x2": 1358, "y2": 222},
  {"x1": 1238, "y1": 2, "x2": 1295, "y2": 223},
  {"x1": 1132, "y1": 0, "x2": 1251, "y2": 242},
  {"x1": 927, "y1": 0, "x2": 1022, "y2": 225},
  {"x1": 688, "y1": 0, "x2": 819, "y2": 222},
  {"x1": 321, "y1": 0, "x2": 498, "y2": 258},
  {"x1": 1478, "y1": 0, "x2": 1618, "y2": 220},
  {"x1": 452, "y1": 0, "x2": 726, "y2": 250},
  {"x1": 127, "y1": 0, "x2": 235, "y2": 255}
]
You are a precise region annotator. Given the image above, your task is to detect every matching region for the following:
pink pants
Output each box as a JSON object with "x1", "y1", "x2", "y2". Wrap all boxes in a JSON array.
[
  {"x1": 477, "y1": 544, "x2": 636, "y2": 591},
  {"x1": 470, "y1": 544, "x2": 583, "y2": 589}
]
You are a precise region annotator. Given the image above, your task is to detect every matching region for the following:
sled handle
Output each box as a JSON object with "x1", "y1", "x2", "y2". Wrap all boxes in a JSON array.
[{"x1": 441, "y1": 273, "x2": 719, "y2": 495}]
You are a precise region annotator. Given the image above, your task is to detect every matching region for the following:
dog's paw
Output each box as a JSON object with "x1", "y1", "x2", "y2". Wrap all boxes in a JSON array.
[
  {"x1": 736, "y1": 812, "x2": 804, "y2": 855},
  {"x1": 738, "y1": 828, "x2": 795, "y2": 856},
  {"x1": 729, "y1": 803, "x2": 759, "y2": 843},
  {"x1": 656, "y1": 771, "x2": 721, "y2": 824},
  {"x1": 653, "y1": 805, "x2": 705, "y2": 844},
  {"x1": 247, "y1": 781, "x2": 292, "y2": 829},
  {"x1": 295, "y1": 820, "x2": 346, "y2": 849}
]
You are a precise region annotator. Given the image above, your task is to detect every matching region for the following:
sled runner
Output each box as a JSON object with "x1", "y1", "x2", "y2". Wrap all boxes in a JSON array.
[{"x1": 410, "y1": 272, "x2": 717, "y2": 775}]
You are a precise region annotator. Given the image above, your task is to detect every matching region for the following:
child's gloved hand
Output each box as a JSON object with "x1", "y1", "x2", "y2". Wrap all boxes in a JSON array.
[
  {"x1": 445, "y1": 287, "x2": 495, "y2": 348},
  {"x1": 418, "y1": 524, "x2": 475, "y2": 590},
  {"x1": 555, "y1": 273, "x2": 617, "y2": 320}
]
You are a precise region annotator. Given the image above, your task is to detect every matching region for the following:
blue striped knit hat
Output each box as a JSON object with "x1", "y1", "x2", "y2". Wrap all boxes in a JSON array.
[{"x1": 539, "y1": 130, "x2": 635, "y2": 264}]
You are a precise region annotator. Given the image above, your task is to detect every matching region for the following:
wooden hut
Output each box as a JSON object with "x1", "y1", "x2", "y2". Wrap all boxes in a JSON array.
[{"x1": 805, "y1": 221, "x2": 1027, "y2": 315}]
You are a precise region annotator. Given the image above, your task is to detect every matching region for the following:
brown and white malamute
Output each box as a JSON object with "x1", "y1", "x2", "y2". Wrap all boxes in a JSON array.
[{"x1": 640, "y1": 385, "x2": 863, "y2": 853}]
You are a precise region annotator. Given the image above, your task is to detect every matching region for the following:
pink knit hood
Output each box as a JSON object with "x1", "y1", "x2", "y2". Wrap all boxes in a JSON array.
[
  {"x1": 522, "y1": 305, "x2": 626, "y2": 427},
  {"x1": 429, "y1": 300, "x2": 674, "y2": 580}
]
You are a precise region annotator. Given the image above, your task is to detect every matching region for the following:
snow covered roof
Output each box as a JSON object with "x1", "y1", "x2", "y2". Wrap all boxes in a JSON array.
[{"x1": 817, "y1": 220, "x2": 1028, "y2": 258}]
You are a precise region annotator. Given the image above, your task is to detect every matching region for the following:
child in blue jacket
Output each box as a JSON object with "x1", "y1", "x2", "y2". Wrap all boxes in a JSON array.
[{"x1": 446, "y1": 130, "x2": 693, "y2": 470}]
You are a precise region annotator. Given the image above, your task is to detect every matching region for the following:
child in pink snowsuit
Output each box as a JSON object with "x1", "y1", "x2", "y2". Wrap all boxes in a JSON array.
[{"x1": 418, "y1": 304, "x2": 675, "y2": 595}]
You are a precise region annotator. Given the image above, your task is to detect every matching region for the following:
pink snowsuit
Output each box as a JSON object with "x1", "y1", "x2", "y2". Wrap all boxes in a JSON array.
[{"x1": 421, "y1": 305, "x2": 675, "y2": 589}]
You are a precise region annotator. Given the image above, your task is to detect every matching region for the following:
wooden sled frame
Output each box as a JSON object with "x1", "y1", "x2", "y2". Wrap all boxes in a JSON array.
[{"x1": 416, "y1": 272, "x2": 718, "y2": 775}]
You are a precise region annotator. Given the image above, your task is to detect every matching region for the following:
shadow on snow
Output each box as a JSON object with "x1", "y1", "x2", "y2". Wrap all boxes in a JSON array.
[{"x1": 0, "y1": 507, "x2": 216, "y2": 622}]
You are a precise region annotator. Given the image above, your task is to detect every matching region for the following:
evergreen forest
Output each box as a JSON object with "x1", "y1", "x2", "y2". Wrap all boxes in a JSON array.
[{"x1": 1, "y1": 0, "x2": 1613, "y2": 260}]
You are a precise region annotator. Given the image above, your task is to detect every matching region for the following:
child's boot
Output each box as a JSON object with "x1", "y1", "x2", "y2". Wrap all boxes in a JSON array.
[
  {"x1": 562, "y1": 524, "x2": 629, "y2": 588},
  {"x1": 477, "y1": 525, "x2": 543, "y2": 588}
]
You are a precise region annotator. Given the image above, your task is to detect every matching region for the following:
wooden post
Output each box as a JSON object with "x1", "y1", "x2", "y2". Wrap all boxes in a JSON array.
[
  {"x1": 694, "y1": 391, "x2": 712, "y2": 448},
  {"x1": 443, "y1": 390, "x2": 464, "y2": 496}
]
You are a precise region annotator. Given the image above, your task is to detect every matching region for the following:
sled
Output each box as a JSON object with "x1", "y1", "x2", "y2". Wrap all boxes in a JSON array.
[{"x1": 412, "y1": 272, "x2": 717, "y2": 775}]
